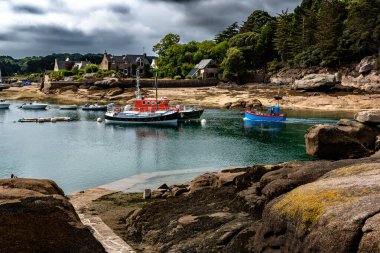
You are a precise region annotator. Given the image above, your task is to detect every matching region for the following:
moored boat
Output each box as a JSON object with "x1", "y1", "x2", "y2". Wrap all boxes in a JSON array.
[
  {"x1": 0, "y1": 99, "x2": 10, "y2": 109},
  {"x1": 21, "y1": 102, "x2": 48, "y2": 110},
  {"x1": 82, "y1": 104, "x2": 108, "y2": 111},
  {"x1": 59, "y1": 105, "x2": 78, "y2": 110},
  {"x1": 105, "y1": 57, "x2": 181, "y2": 125}
]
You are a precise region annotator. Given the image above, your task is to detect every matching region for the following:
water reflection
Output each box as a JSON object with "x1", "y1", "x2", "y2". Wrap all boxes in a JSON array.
[{"x1": 244, "y1": 120, "x2": 286, "y2": 133}]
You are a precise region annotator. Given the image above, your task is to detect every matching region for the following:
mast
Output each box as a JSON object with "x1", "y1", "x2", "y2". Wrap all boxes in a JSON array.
[
  {"x1": 135, "y1": 57, "x2": 143, "y2": 99},
  {"x1": 155, "y1": 72, "x2": 158, "y2": 111}
]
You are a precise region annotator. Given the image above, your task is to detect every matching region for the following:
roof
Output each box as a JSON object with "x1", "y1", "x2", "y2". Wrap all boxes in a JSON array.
[
  {"x1": 194, "y1": 59, "x2": 213, "y2": 69},
  {"x1": 189, "y1": 59, "x2": 217, "y2": 77},
  {"x1": 125, "y1": 55, "x2": 150, "y2": 65}
]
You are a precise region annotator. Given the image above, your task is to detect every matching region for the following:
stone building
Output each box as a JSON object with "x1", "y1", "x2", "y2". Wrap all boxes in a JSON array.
[
  {"x1": 54, "y1": 58, "x2": 90, "y2": 71},
  {"x1": 99, "y1": 51, "x2": 152, "y2": 77},
  {"x1": 189, "y1": 59, "x2": 220, "y2": 79}
]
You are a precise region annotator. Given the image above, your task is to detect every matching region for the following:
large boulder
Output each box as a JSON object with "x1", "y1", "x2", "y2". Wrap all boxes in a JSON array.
[
  {"x1": 305, "y1": 119, "x2": 380, "y2": 159},
  {"x1": 341, "y1": 72, "x2": 380, "y2": 92},
  {"x1": 355, "y1": 110, "x2": 380, "y2": 125},
  {"x1": 293, "y1": 74, "x2": 336, "y2": 91},
  {"x1": 106, "y1": 87, "x2": 124, "y2": 97},
  {"x1": 0, "y1": 178, "x2": 105, "y2": 253},
  {"x1": 94, "y1": 78, "x2": 119, "y2": 87},
  {"x1": 254, "y1": 162, "x2": 380, "y2": 253},
  {"x1": 356, "y1": 55, "x2": 378, "y2": 74}
]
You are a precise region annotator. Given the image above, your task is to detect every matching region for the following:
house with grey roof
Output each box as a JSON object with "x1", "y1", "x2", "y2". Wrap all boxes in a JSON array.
[
  {"x1": 99, "y1": 51, "x2": 152, "y2": 77},
  {"x1": 54, "y1": 58, "x2": 90, "y2": 71},
  {"x1": 189, "y1": 59, "x2": 220, "y2": 79}
]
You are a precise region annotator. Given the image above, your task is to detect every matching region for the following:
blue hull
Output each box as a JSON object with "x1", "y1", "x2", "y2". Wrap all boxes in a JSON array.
[{"x1": 244, "y1": 112, "x2": 286, "y2": 122}]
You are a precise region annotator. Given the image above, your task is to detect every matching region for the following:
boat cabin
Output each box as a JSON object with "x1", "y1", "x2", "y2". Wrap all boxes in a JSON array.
[
  {"x1": 267, "y1": 106, "x2": 281, "y2": 115},
  {"x1": 134, "y1": 97, "x2": 171, "y2": 112}
]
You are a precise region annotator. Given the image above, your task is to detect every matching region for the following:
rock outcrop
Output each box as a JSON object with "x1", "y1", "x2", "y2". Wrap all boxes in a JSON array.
[
  {"x1": 293, "y1": 74, "x2": 336, "y2": 91},
  {"x1": 356, "y1": 55, "x2": 378, "y2": 74},
  {"x1": 355, "y1": 110, "x2": 380, "y2": 125},
  {"x1": 0, "y1": 178, "x2": 105, "y2": 253},
  {"x1": 305, "y1": 117, "x2": 380, "y2": 159},
  {"x1": 341, "y1": 55, "x2": 380, "y2": 92},
  {"x1": 255, "y1": 161, "x2": 380, "y2": 253},
  {"x1": 121, "y1": 153, "x2": 380, "y2": 253}
]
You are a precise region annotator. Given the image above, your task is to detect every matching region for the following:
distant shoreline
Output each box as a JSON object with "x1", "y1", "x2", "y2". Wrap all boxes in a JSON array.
[{"x1": 1, "y1": 85, "x2": 380, "y2": 112}]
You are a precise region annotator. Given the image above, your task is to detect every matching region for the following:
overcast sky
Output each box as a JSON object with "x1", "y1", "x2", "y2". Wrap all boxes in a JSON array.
[{"x1": 0, "y1": 0, "x2": 301, "y2": 58}]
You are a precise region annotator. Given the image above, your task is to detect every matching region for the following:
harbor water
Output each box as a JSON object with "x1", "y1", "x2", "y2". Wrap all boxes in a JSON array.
[{"x1": 0, "y1": 101, "x2": 354, "y2": 193}]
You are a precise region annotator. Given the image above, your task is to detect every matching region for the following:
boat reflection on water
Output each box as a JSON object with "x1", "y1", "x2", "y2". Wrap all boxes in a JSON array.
[{"x1": 244, "y1": 119, "x2": 286, "y2": 135}]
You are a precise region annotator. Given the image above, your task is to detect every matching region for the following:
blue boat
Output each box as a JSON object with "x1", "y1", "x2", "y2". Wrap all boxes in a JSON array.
[
  {"x1": 244, "y1": 94, "x2": 286, "y2": 122},
  {"x1": 245, "y1": 106, "x2": 286, "y2": 122}
]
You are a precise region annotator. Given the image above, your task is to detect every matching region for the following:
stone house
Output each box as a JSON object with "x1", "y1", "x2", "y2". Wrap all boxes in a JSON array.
[
  {"x1": 99, "y1": 51, "x2": 152, "y2": 77},
  {"x1": 189, "y1": 59, "x2": 220, "y2": 79},
  {"x1": 54, "y1": 58, "x2": 90, "y2": 71}
]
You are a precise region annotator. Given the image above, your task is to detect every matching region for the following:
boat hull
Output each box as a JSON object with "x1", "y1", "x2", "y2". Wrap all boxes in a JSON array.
[
  {"x1": 60, "y1": 105, "x2": 78, "y2": 110},
  {"x1": 179, "y1": 109, "x2": 204, "y2": 120},
  {"x1": 21, "y1": 105, "x2": 48, "y2": 110},
  {"x1": 82, "y1": 106, "x2": 107, "y2": 111},
  {"x1": 0, "y1": 104, "x2": 10, "y2": 109},
  {"x1": 105, "y1": 111, "x2": 180, "y2": 125},
  {"x1": 244, "y1": 110, "x2": 286, "y2": 122}
]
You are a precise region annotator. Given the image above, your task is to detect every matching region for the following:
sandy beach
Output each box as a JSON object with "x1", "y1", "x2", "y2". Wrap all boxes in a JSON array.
[{"x1": 1, "y1": 84, "x2": 380, "y2": 112}]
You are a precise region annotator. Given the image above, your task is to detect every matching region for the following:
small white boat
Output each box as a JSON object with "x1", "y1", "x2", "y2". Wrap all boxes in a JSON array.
[
  {"x1": 21, "y1": 102, "x2": 48, "y2": 110},
  {"x1": 82, "y1": 104, "x2": 108, "y2": 111},
  {"x1": 0, "y1": 99, "x2": 10, "y2": 109},
  {"x1": 59, "y1": 105, "x2": 78, "y2": 110}
]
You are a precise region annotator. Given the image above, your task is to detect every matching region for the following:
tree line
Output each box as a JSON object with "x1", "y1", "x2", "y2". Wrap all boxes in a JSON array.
[
  {"x1": 0, "y1": 53, "x2": 102, "y2": 76},
  {"x1": 153, "y1": 0, "x2": 379, "y2": 81}
]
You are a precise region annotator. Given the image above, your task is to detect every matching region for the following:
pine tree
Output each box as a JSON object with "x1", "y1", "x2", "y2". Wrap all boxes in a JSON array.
[
  {"x1": 214, "y1": 22, "x2": 240, "y2": 44},
  {"x1": 316, "y1": 0, "x2": 347, "y2": 66},
  {"x1": 274, "y1": 10, "x2": 296, "y2": 62}
]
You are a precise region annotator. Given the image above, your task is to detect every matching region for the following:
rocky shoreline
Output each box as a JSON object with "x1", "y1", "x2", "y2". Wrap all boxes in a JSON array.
[{"x1": 88, "y1": 111, "x2": 380, "y2": 253}]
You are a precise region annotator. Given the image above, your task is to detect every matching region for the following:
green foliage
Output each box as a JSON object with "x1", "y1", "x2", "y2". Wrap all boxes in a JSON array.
[
  {"x1": 274, "y1": 11, "x2": 296, "y2": 62},
  {"x1": 153, "y1": 33, "x2": 180, "y2": 55},
  {"x1": 316, "y1": 0, "x2": 347, "y2": 66},
  {"x1": 61, "y1": 70, "x2": 74, "y2": 77},
  {"x1": 215, "y1": 22, "x2": 240, "y2": 43},
  {"x1": 185, "y1": 75, "x2": 191, "y2": 79},
  {"x1": 221, "y1": 47, "x2": 246, "y2": 81},
  {"x1": 240, "y1": 10, "x2": 274, "y2": 33},
  {"x1": 196, "y1": 76, "x2": 203, "y2": 80},
  {"x1": 84, "y1": 64, "x2": 99, "y2": 73},
  {"x1": 173, "y1": 75, "x2": 182, "y2": 80},
  {"x1": 342, "y1": 0, "x2": 380, "y2": 57}
]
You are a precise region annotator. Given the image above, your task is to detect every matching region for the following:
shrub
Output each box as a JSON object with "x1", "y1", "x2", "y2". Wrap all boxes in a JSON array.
[
  {"x1": 185, "y1": 75, "x2": 191, "y2": 79},
  {"x1": 173, "y1": 75, "x2": 182, "y2": 80},
  {"x1": 84, "y1": 64, "x2": 99, "y2": 73},
  {"x1": 196, "y1": 76, "x2": 203, "y2": 80},
  {"x1": 73, "y1": 75, "x2": 83, "y2": 81}
]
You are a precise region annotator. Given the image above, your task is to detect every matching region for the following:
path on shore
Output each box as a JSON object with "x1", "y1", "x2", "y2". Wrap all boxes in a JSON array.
[{"x1": 69, "y1": 188, "x2": 136, "y2": 253}]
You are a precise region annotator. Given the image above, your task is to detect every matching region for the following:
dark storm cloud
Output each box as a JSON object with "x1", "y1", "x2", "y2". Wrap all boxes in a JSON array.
[
  {"x1": 0, "y1": 33, "x2": 16, "y2": 42},
  {"x1": 1, "y1": 0, "x2": 302, "y2": 58},
  {"x1": 13, "y1": 5, "x2": 45, "y2": 15},
  {"x1": 108, "y1": 4, "x2": 131, "y2": 15},
  {"x1": 15, "y1": 25, "x2": 94, "y2": 46}
]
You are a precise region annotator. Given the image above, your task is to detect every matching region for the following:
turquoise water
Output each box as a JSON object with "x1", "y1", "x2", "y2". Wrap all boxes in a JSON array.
[{"x1": 0, "y1": 101, "x2": 353, "y2": 193}]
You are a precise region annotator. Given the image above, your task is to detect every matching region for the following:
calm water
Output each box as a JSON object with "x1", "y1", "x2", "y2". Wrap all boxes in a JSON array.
[{"x1": 0, "y1": 101, "x2": 354, "y2": 193}]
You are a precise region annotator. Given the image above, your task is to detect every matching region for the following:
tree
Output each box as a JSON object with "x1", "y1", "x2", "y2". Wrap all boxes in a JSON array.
[
  {"x1": 153, "y1": 33, "x2": 180, "y2": 56},
  {"x1": 215, "y1": 22, "x2": 240, "y2": 43},
  {"x1": 316, "y1": 0, "x2": 347, "y2": 66},
  {"x1": 274, "y1": 11, "x2": 296, "y2": 62},
  {"x1": 240, "y1": 10, "x2": 274, "y2": 33},
  {"x1": 342, "y1": 0, "x2": 380, "y2": 58},
  {"x1": 221, "y1": 47, "x2": 246, "y2": 81}
]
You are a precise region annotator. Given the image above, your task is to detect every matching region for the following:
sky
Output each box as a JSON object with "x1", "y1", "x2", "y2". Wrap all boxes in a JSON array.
[{"x1": 0, "y1": 0, "x2": 301, "y2": 58}]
